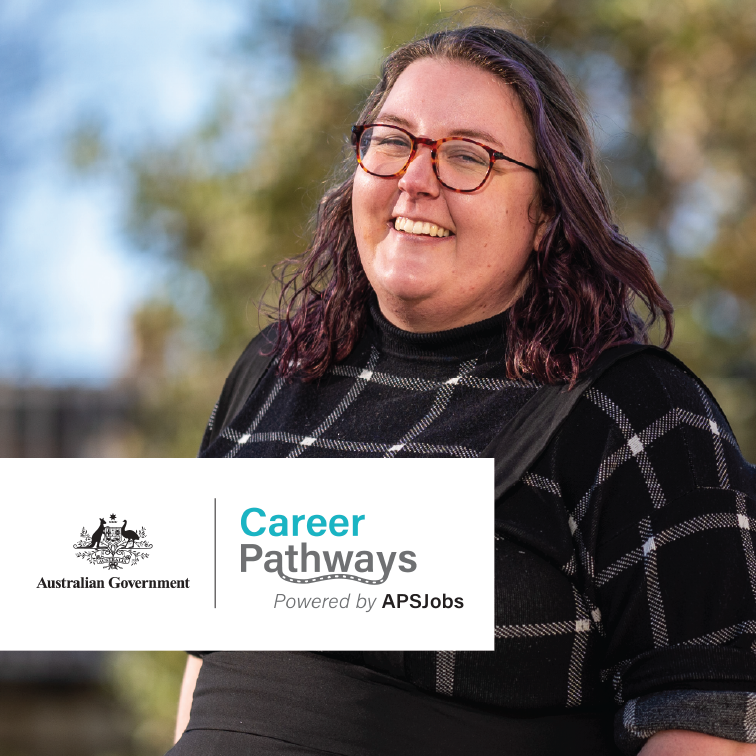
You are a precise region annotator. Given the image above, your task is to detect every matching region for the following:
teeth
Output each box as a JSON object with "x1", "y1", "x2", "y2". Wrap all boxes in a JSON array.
[{"x1": 393, "y1": 217, "x2": 452, "y2": 237}]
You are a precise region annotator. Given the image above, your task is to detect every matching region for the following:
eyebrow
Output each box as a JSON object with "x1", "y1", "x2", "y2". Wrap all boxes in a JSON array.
[{"x1": 376, "y1": 113, "x2": 505, "y2": 151}]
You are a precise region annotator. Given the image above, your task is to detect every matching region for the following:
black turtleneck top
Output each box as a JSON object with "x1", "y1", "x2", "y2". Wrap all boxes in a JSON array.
[
  {"x1": 202, "y1": 304, "x2": 539, "y2": 460},
  {"x1": 195, "y1": 304, "x2": 756, "y2": 755}
]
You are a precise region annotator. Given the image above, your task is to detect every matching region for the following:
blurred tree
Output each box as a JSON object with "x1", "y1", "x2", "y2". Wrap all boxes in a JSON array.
[
  {"x1": 123, "y1": 0, "x2": 756, "y2": 459},
  {"x1": 108, "y1": 651, "x2": 186, "y2": 755}
]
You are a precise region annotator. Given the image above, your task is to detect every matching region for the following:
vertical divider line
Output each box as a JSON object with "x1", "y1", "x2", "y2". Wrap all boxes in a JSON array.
[{"x1": 214, "y1": 498, "x2": 217, "y2": 609}]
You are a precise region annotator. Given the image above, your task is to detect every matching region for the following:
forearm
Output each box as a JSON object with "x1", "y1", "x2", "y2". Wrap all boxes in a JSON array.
[
  {"x1": 640, "y1": 730, "x2": 756, "y2": 755},
  {"x1": 174, "y1": 655, "x2": 203, "y2": 744}
]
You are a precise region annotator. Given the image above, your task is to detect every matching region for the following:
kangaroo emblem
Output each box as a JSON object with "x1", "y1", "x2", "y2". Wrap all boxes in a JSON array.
[{"x1": 86, "y1": 518, "x2": 107, "y2": 549}]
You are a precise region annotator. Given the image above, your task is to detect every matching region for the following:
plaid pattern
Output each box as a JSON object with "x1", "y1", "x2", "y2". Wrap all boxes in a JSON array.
[
  {"x1": 202, "y1": 312, "x2": 538, "y2": 461},
  {"x1": 201, "y1": 307, "x2": 756, "y2": 754}
]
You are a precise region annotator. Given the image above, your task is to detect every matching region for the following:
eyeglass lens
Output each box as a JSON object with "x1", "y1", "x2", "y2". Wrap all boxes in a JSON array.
[{"x1": 358, "y1": 125, "x2": 491, "y2": 191}]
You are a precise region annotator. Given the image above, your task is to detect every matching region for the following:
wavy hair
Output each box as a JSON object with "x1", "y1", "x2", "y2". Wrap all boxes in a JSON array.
[{"x1": 270, "y1": 25, "x2": 673, "y2": 385}]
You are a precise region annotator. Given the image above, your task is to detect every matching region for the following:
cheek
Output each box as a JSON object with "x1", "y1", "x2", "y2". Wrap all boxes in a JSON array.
[
  {"x1": 351, "y1": 173, "x2": 368, "y2": 237},
  {"x1": 459, "y1": 197, "x2": 537, "y2": 277},
  {"x1": 352, "y1": 177, "x2": 379, "y2": 278},
  {"x1": 487, "y1": 192, "x2": 540, "y2": 245},
  {"x1": 353, "y1": 172, "x2": 382, "y2": 222},
  {"x1": 352, "y1": 173, "x2": 395, "y2": 254}
]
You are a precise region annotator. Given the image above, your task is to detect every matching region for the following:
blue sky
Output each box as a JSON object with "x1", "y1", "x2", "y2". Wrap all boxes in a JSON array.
[{"x1": 0, "y1": 0, "x2": 248, "y2": 385}]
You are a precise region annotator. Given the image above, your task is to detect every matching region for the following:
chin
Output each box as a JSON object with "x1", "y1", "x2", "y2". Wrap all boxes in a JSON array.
[
  {"x1": 372, "y1": 256, "x2": 444, "y2": 297},
  {"x1": 376, "y1": 275, "x2": 440, "y2": 305}
]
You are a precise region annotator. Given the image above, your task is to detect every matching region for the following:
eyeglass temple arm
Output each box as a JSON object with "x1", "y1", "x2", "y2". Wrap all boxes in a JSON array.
[{"x1": 493, "y1": 151, "x2": 539, "y2": 174}]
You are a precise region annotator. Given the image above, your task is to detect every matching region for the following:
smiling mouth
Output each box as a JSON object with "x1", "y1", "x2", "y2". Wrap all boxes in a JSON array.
[{"x1": 394, "y1": 216, "x2": 453, "y2": 237}]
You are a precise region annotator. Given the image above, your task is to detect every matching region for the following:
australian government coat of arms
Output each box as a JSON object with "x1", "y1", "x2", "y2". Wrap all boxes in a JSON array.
[{"x1": 73, "y1": 514, "x2": 153, "y2": 569}]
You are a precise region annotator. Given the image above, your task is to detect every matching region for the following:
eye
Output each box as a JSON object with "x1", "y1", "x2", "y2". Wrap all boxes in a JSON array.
[
  {"x1": 359, "y1": 126, "x2": 412, "y2": 157},
  {"x1": 375, "y1": 135, "x2": 411, "y2": 149},
  {"x1": 443, "y1": 145, "x2": 488, "y2": 166}
]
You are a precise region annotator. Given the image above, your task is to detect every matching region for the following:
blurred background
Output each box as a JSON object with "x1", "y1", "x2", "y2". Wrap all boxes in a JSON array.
[{"x1": 1, "y1": 0, "x2": 755, "y2": 753}]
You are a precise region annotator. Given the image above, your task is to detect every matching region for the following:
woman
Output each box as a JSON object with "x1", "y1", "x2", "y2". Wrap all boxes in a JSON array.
[{"x1": 170, "y1": 24, "x2": 756, "y2": 756}]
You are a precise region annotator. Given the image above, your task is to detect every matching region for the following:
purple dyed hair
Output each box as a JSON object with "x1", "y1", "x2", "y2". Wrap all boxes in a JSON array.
[{"x1": 270, "y1": 25, "x2": 673, "y2": 385}]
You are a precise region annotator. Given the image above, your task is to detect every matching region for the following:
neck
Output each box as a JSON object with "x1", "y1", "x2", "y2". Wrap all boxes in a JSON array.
[
  {"x1": 368, "y1": 296, "x2": 509, "y2": 361},
  {"x1": 373, "y1": 293, "x2": 514, "y2": 333}
]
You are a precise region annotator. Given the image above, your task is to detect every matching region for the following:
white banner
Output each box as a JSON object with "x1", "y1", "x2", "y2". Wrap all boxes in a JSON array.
[{"x1": 0, "y1": 459, "x2": 494, "y2": 650}]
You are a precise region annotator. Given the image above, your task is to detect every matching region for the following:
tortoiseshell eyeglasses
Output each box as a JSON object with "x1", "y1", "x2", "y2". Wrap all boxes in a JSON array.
[{"x1": 351, "y1": 123, "x2": 539, "y2": 193}]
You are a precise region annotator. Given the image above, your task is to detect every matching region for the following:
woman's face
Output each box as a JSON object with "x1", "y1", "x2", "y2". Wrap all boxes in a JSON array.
[{"x1": 352, "y1": 57, "x2": 545, "y2": 332}]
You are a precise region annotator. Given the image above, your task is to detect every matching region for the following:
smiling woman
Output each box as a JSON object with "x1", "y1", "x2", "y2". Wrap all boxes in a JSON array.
[
  {"x1": 352, "y1": 59, "x2": 544, "y2": 332},
  {"x1": 169, "y1": 23, "x2": 756, "y2": 756}
]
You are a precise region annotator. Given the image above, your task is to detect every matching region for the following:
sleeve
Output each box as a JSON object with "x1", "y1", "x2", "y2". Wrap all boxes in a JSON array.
[{"x1": 558, "y1": 352, "x2": 756, "y2": 753}]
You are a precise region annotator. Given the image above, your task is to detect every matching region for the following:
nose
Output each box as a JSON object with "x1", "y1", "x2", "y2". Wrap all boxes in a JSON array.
[{"x1": 397, "y1": 144, "x2": 440, "y2": 198}]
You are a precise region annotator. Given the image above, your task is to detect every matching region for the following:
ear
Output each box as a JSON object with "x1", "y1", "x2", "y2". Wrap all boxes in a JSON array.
[
  {"x1": 528, "y1": 190, "x2": 553, "y2": 252},
  {"x1": 531, "y1": 204, "x2": 553, "y2": 252}
]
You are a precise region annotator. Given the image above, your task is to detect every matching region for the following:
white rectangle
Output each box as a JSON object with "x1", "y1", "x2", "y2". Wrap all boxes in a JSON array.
[{"x1": 0, "y1": 459, "x2": 494, "y2": 651}]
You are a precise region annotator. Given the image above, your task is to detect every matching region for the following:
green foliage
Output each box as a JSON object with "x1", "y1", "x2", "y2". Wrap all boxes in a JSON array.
[
  {"x1": 124, "y1": 0, "x2": 756, "y2": 460},
  {"x1": 107, "y1": 651, "x2": 186, "y2": 756}
]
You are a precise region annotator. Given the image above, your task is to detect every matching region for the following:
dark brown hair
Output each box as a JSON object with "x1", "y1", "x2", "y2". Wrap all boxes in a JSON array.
[{"x1": 270, "y1": 25, "x2": 673, "y2": 385}]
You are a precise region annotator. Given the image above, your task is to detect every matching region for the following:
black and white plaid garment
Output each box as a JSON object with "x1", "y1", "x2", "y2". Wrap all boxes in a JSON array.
[{"x1": 201, "y1": 305, "x2": 756, "y2": 754}]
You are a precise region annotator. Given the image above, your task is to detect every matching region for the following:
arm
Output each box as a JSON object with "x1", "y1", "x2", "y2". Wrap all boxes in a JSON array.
[
  {"x1": 641, "y1": 731, "x2": 756, "y2": 755},
  {"x1": 174, "y1": 655, "x2": 203, "y2": 744},
  {"x1": 550, "y1": 353, "x2": 756, "y2": 753}
]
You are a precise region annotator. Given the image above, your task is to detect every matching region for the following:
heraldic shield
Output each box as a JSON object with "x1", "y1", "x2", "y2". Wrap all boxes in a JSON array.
[
  {"x1": 73, "y1": 514, "x2": 153, "y2": 570},
  {"x1": 104, "y1": 526, "x2": 121, "y2": 544}
]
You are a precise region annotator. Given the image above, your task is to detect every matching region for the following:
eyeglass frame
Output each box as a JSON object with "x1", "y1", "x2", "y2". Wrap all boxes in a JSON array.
[{"x1": 351, "y1": 122, "x2": 539, "y2": 193}]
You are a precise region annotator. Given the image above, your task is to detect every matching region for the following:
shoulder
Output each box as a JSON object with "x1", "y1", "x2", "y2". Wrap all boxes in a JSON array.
[
  {"x1": 541, "y1": 347, "x2": 754, "y2": 514},
  {"x1": 583, "y1": 348, "x2": 740, "y2": 472},
  {"x1": 587, "y1": 347, "x2": 728, "y2": 433},
  {"x1": 200, "y1": 324, "x2": 279, "y2": 453},
  {"x1": 224, "y1": 324, "x2": 279, "y2": 395}
]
